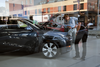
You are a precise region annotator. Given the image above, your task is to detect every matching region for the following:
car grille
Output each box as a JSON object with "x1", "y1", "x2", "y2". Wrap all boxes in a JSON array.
[{"x1": 45, "y1": 36, "x2": 53, "y2": 39}]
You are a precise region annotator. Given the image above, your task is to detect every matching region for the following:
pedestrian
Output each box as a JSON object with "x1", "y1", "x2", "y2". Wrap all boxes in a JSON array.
[
  {"x1": 73, "y1": 21, "x2": 88, "y2": 61},
  {"x1": 63, "y1": 14, "x2": 78, "y2": 43},
  {"x1": 29, "y1": 16, "x2": 34, "y2": 24}
]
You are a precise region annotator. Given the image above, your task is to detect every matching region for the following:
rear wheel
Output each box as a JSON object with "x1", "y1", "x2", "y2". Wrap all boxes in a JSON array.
[{"x1": 41, "y1": 42, "x2": 59, "y2": 59}]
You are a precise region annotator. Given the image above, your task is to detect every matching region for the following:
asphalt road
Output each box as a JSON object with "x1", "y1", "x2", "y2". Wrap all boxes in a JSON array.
[{"x1": 0, "y1": 36, "x2": 100, "y2": 67}]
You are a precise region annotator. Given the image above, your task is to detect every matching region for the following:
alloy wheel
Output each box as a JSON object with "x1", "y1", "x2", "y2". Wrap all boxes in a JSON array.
[{"x1": 42, "y1": 43, "x2": 58, "y2": 58}]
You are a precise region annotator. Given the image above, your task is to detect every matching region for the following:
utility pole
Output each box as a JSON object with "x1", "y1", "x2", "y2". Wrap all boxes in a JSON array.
[{"x1": 97, "y1": 0, "x2": 100, "y2": 30}]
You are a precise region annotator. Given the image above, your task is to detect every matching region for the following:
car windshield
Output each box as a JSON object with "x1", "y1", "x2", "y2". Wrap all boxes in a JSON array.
[{"x1": 22, "y1": 19, "x2": 40, "y2": 29}]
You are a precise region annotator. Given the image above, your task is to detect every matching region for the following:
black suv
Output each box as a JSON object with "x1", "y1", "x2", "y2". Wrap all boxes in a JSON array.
[{"x1": 0, "y1": 18, "x2": 73, "y2": 58}]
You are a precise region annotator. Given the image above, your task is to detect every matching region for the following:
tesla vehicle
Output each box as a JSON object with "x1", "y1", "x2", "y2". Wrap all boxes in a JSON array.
[{"x1": 0, "y1": 18, "x2": 73, "y2": 58}]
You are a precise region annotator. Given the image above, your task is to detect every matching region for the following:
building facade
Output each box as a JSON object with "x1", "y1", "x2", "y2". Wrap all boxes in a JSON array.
[
  {"x1": 8, "y1": 0, "x2": 34, "y2": 18},
  {"x1": 8, "y1": 0, "x2": 100, "y2": 25}
]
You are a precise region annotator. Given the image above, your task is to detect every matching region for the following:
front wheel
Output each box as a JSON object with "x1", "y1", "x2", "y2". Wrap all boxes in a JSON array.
[{"x1": 41, "y1": 42, "x2": 59, "y2": 59}]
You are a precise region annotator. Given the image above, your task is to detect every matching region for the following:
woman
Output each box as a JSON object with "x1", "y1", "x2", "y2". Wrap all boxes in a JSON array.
[{"x1": 73, "y1": 21, "x2": 88, "y2": 61}]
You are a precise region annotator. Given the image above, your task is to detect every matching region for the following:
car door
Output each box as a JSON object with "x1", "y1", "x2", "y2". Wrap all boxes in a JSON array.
[
  {"x1": 6, "y1": 20, "x2": 38, "y2": 50},
  {"x1": 0, "y1": 25, "x2": 11, "y2": 52}
]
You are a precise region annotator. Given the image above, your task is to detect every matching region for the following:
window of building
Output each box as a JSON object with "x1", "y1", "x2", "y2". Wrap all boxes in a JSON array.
[
  {"x1": 21, "y1": 1, "x2": 24, "y2": 9},
  {"x1": 26, "y1": 0, "x2": 27, "y2": 5},
  {"x1": 21, "y1": 1, "x2": 23, "y2": 5},
  {"x1": 80, "y1": 3, "x2": 84, "y2": 10},
  {"x1": 30, "y1": 0, "x2": 32, "y2": 4},
  {"x1": 63, "y1": 6, "x2": 66, "y2": 11},
  {"x1": 73, "y1": 4, "x2": 77, "y2": 10},
  {"x1": 43, "y1": 8, "x2": 46, "y2": 12},
  {"x1": 13, "y1": 3, "x2": 15, "y2": 7},
  {"x1": 35, "y1": 9, "x2": 37, "y2": 14},
  {"x1": 47, "y1": 8, "x2": 50, "y2": 13},
  {"x1": 93, "y1": 4, "x2": 95, "y2": 10},
  {"x1": 28, "y1": 11, "x2": 30, "y2": 15},
  {"x1": 46, "y1": 0, "x2": 49, "y2": 3},
  {"x1": 80, "y1": 0, "x2": 84, "y2": 2},
  {"x1": 39, "y1": 9, "x2": 41, "y2": 14},
  {"x1": 25, "y1": 11, "x2": 27, "y2": 15},
  {"x1": 58, "y1": 6, "x2": 61, "y2": 12},
  {"x1": 21, "y1": 5, "x2": 24, "y2": 9}
]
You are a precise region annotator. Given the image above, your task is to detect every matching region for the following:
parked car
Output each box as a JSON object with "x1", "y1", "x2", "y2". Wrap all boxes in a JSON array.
[{"x1": 0, "y1": 18, "x2": 73, "y2": 58}]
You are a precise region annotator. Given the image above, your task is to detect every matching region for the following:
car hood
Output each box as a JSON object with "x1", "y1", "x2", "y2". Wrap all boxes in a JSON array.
[{"x1": 43, "y1": 31, "x2": 68, "y2": 37}]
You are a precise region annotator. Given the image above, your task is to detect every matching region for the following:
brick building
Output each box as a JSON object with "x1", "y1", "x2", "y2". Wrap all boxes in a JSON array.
[
  {"x1": 7, "y1": 0, "x2": 100, "y2": 25},
  {"x1": 8, "y1": 0, "x2": 34, "y2": 18}
]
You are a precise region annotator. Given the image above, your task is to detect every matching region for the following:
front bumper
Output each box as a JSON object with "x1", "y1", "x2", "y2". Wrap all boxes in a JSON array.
[{"x1": 43, "y1": 36, "x2": 73, "y2": 47}]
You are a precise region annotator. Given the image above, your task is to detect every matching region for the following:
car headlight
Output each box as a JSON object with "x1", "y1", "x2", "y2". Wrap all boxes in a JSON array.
[{"x1": 60, "y1": 35, "x2": 68, "y2": 39}]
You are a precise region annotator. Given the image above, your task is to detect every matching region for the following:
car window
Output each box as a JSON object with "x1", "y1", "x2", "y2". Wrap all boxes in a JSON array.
[
  {"x1": 8, "y1": 20, "x2": 17, "y2": 24},
  {"x1": 17, "y1": 20, "x2": 33, "y2": 31},
  {"x1": 23, "y1": 19, "x2": 40, "y2": 29},
  {"x1": 0, "y1": 20, "x2": 6, "y2": 24},
  {"x1": 18, "y1": 20, "x2": 27, "y2": 27}
]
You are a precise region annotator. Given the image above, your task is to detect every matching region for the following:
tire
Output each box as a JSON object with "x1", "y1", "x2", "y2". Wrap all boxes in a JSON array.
[{"x1": 41, "y1": 42, "x2": 59, "y2": 59}]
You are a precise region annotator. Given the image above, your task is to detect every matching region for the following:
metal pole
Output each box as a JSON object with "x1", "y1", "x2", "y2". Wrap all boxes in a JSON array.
[{"x1": 97, "y1": 0, "x2": 99, "y2": 30}]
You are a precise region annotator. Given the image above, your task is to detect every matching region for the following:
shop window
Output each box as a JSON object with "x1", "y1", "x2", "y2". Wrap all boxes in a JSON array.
[
  {"x1": 63, "y1": 6, "x2": 66, "y2": 11},
  {"x1": 73, "y1": 4, "x2": 77, "y2": 10},
  {"x1": 58, "y1": 6, "x2": 61, "y2": 12},
  {"x1": 48, "y1": 8, "x2": 50, "y2": 13},
  {"x1": 80, "y1": 3, "x2": 84, "y2": 10}
]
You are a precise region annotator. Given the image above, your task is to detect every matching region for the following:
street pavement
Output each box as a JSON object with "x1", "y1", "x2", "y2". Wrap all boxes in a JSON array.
[{"x1": 0, "y1": 36, "x2": 100, "y2": 67}]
